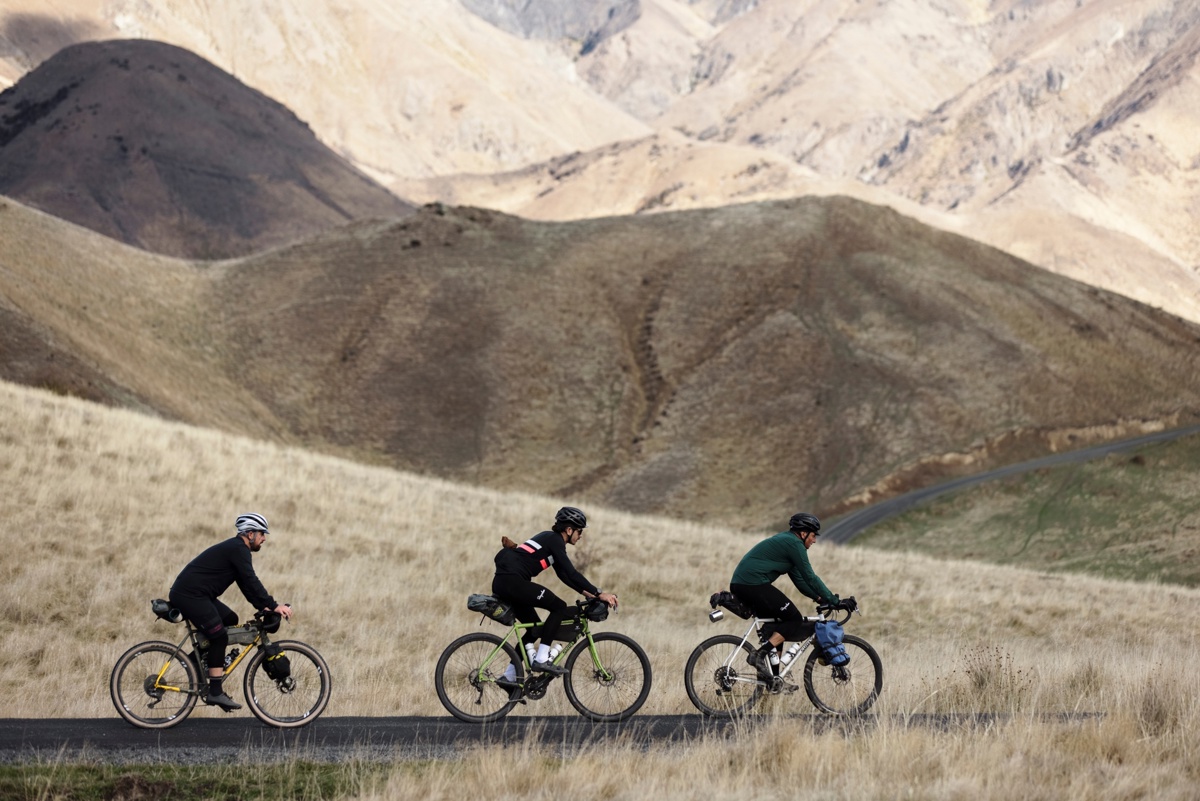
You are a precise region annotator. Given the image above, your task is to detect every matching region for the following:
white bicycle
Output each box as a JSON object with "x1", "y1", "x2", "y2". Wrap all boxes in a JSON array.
[{"x1": 684, "y1": 597, "x2": 882, "y2": 717}]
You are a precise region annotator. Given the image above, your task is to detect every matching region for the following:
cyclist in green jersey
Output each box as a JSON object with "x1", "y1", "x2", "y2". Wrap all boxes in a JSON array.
[{"x1": 729, "y1": 512, "x2": 851, "y2": 680}]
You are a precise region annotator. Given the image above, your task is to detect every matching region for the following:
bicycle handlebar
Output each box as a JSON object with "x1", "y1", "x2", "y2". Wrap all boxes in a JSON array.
[{"x1": 816, "y1": 596, "x2": 859, "y2": 625}]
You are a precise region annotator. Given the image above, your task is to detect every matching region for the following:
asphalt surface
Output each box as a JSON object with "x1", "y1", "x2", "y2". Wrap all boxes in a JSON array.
[
  {"x1": 0, "y1": 713, "x2": 1102, "y2": 764},
  {"x1": 823, "y1": 423, "x2": 1200, "y2": 544},
  {"x1": 0, "y1": 715, "x2": 811, "y2": 763}
]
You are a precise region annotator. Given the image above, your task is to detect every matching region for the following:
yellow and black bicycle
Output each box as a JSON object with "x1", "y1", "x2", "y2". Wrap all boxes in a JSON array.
[{"x1": 109, "y1": 599, "x2": 332, "y2": 729}]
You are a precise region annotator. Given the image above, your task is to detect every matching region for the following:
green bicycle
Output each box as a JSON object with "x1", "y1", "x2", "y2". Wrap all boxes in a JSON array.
[{"x1": 435, "y1": 597, "x2": 652, "y2": 723}]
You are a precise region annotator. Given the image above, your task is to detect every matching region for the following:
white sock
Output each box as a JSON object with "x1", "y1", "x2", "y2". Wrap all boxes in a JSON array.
[
  {"x1": 536, "y1": 644, "x2": 551, "y2": 663},
  {"x1": 502, "y1": 664, "x2": 517, "y2": 681}
]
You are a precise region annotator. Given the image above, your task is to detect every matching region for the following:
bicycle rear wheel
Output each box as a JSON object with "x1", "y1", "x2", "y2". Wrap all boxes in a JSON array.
[
  {"x1": 110, "y1": 640, "x2": 200, "y2": 729},
  {"x1": 562, "y1": 632, "x2": 652, "y2": 722},
  {"x1": 684, "y1": 635, "x2": 763, "y2": 717},
  {"x1": 803, "y1": 633, "x2": 882, "y2": 715},
  {"x1": 434, "y1": 632, "x2": 525, "y2": 723},
  {"x1": 243, "y1": 640, "x2": 333, "y2": 728}
]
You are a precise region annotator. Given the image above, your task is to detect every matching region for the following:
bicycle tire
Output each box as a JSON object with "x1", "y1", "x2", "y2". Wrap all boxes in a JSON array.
[
  {"x1": 110, "y1": 640, "x2": 200, "y2": 729},
  {"x1": 803, "y1": 633, "x2": 882, "y2": 715},
  {"x1": 434, "y1": 632, "x2": 525, "y2": 723},
  {"x1": 684, "y1": 634, "x2": 764, "y2": 717},
  {"x1": 562, "y1": 632, "x2": 652, "y2": 723},
  {"x1": 242, "y1": 640, "x2": 332, "y2": 728}
]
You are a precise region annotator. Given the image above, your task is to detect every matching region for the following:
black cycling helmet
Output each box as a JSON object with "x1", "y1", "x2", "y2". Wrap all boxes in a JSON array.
[
  {"x1": 555, "y1": 506, "x2": 588, "y2": 529},
  {"x1": 788, "y1": 512, "x2": 821, "y2": 534}
]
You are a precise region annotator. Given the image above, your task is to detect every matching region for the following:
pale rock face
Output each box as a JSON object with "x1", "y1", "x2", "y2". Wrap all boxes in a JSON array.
[{"x1": 1, "y1": 0, "x2": 1197, "y2": 322}]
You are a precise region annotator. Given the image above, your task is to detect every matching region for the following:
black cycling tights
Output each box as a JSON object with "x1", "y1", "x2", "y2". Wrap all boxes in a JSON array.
[
  {"x1": 492, "y1": 574, "x2": 569, "y2": 647},
  {"x1": 730, "y1": 582, "x2": 815, "y2": 644},
  {"x1": 168, "y1": 594, "x2": 239, "y2": 671}
]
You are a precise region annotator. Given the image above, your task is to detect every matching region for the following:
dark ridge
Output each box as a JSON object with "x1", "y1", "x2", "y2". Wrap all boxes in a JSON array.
[{"x1": 0, "y1": 39, "x2": 414, "y2": 259}]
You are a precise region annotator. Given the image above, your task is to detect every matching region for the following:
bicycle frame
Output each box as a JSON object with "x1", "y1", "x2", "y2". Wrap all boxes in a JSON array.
[
  {"x1": 476, "y1": 612, "x2": 608, "y2": 682},
  {"x1": 153, "y1": 622, "x2": 266, "y2": 698},
  {"x1": 721, "y1": 613, "x2": 827, "y2": 684}
]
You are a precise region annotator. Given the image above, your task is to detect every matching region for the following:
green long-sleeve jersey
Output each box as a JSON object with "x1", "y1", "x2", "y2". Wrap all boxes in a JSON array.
[{"x1": 730, "y1": 531, "x2": 837, "y2": 604}]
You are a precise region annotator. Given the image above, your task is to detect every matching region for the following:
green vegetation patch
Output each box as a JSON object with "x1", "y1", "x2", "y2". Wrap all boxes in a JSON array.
[
  {"x1": 850, "y1": 433, "x2": 1200, "y2": 586},
  {"x1": 0, "y1": 761, "x2": 400, "y2": 801}
]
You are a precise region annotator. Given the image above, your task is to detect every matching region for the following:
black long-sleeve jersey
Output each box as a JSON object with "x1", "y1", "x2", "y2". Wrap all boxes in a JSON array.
[
  {"x1": 169, "y1": 536, "x2": 277, "y2": 610},
  {"x1": 494, "y1": 530, "x2": 599, "y2": 596}
]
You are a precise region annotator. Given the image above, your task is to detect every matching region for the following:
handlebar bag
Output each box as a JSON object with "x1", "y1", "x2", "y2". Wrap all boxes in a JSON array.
[{"x1": 814, "y1": 620, "x2": 850, "y2": 666}]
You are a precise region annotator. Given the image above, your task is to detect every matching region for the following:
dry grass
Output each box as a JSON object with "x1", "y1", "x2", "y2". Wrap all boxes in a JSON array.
[{"x1": 2, "y1": 378, "x2": 1199, "y2": 798}]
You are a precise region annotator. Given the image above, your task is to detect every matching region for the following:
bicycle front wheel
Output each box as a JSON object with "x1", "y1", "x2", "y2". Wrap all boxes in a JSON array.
[
  {"x1": 803, "y1": 633, "x2": 882, "y2": 715},
  {"x1": 434, "y1": 632, "x2": 525, "y2": 723},
  {"x1": 562, "y1": 632, "x2": 652, "y2": 722},
  {"x1": 110, "y1": 640, "x2": 200, "y2": 729},
  {"x1": 684, "y1": 634, "x2": 763, "y2": 717},
  {"x1": 243, "y1": 640, "x2": 332, "y2": 728}
]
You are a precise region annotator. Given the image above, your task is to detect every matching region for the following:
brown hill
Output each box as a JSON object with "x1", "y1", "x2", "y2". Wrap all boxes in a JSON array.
[
  {"x1": 3, "y1": 194, "x2": 1199, "y2": 529},
  {"x1": 0, "y1": 39, "x2": 414, "y2": 259}
]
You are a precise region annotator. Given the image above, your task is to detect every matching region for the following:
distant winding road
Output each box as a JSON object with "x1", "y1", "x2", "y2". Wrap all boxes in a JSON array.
[{"x1": 823, "y1": 423, "x2": 1200, "y2": 545}]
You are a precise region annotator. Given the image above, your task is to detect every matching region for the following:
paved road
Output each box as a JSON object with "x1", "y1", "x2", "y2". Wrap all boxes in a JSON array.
[
  {"x1": 0, "y1": 713, "x2": 1098, "y2": 763},
  {"x1": 823, "y1": 423, "x2": 1200, "y2": 545}
]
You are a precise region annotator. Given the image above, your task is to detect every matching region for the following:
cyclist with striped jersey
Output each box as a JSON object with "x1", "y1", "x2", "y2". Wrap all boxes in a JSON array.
[{"x1": 491, "y1": 507, "x2": 618, "y2": 688}]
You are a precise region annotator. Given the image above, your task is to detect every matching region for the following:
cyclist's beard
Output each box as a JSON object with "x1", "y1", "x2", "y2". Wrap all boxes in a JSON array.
[{"x1": 249, "y1": 542, "x2": 262, "y2": 552}]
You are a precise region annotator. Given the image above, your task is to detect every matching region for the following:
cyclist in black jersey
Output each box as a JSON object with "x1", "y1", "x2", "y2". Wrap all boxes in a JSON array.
[
  {"x1": 491, "y1": 506, "x2": 618, "y2": 686},
  {"x1": 168, "y1": 512, "x2": 292, "y2": 711}
]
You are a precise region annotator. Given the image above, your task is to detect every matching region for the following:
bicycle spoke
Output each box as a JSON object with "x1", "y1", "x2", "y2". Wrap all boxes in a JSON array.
[
  {"x1": 563, "y1": 632, "x2": 651, "y2": 722},
  {"x1": 110, "y1": 641, "x2": 199, "y2": 729},
  {"x1": 244, "y1": 641, "x2": 332, "y2": 728},
  {"x1": 435, "y1": 632, "x2": 523, "y2": 723},
  {"x1": 684, "y1": 635, "x2": 763, "y2": 717},
  {"x1": 803, "y1": 635, "x2": 882, "y2": 715}
]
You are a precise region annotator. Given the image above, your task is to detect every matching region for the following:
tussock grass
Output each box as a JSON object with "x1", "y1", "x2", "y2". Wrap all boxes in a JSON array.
[{"x1": 2, "y1": 378, "x2": 1199, "y2": 798}]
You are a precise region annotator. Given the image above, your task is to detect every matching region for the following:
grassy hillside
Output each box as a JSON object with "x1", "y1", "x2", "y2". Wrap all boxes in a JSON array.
[
  {"x1": 852, "y1": 432, "x2": 1200, "y2": 586},
  {"x1": 2, "y1": 378, "x2": 1199, "y2": 798}
]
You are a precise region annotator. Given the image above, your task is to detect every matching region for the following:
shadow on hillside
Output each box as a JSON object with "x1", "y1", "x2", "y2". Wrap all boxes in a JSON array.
[{"x1": 0, "y1": 13, "x2": 104, "y2": 71}]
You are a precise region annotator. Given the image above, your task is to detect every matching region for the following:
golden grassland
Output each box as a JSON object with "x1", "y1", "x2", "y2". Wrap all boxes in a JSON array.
[{"x1": 2, "y1": 379, "x2": 1199, "y2": 799}]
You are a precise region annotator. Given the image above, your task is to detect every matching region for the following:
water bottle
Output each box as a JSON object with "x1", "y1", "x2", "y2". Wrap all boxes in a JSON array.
[
  {"x1": 525, "y1": 643, "x2": 538, "y2": 664},
  {"x1": 780, "y1": 643, "x2": 802, "y2": 665},
  {"x1": 224, "y1": 648, "x2": 239, "y2": 668},
  {"x1": 768, "y1": 649, "x2": 780, "y2": 668},
  {"x1": 547, "y1": 644, "x2": 563, "y2": 662},
  {"x1": 708, "y1": 609, "x2": 724, "y2": 623}
]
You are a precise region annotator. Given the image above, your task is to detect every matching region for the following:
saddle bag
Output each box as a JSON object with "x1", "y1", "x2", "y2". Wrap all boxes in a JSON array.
[
  {"x1": 709, "y1": 590, "x2": 753, "y2": 620},
  {"x1": 467, "y1": 593, "x2": 516, "y2": 626},
  {"x1": 150, "y1": 598, "x2": 182, "y2": 623}
]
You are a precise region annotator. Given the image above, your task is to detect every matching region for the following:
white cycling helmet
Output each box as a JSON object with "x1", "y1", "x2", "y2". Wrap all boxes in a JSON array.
[{"x1": 235, "y1": 512, "x2": 269, "y2": 535}]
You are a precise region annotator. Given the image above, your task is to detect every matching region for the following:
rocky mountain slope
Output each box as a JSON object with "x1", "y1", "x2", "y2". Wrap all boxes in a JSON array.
[{"x1": 2, "y1": 0, "x2": 1195, "y2": 320}]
